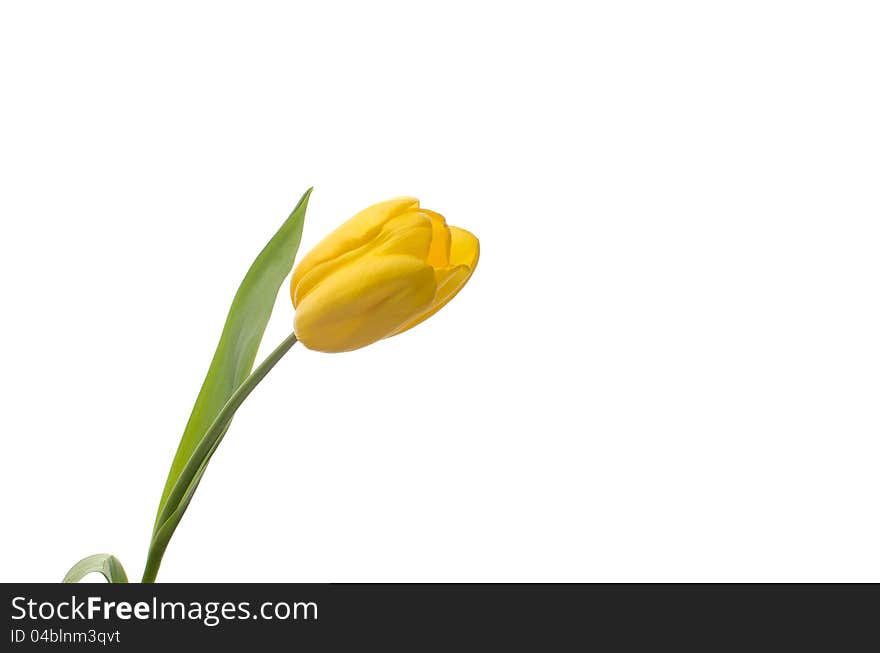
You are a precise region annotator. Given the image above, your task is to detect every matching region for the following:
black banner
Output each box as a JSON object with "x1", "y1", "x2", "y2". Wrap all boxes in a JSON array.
[{"x1": 3, "y1": 584, "x2": 878, "y2": 649}]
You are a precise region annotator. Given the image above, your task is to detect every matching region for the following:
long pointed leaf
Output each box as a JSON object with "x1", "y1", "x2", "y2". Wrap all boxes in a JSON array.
[
  {"x1": 143, "y1": 331, "x2": 299, "y2": 582},
  {"x1": 152, "y1": 188, "x2": 311, "y2": 532}
]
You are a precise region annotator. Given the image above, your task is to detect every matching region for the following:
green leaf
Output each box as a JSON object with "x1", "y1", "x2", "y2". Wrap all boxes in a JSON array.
[
  {"x1": 151, "y1": 188, "x2": 311, "y2": 537},
  {"x1": 143, "y1": 331, "x2": 299, "y2": 582},
  {"x1": 63, "y1": 554, "x2": 129, "y2": 583}
]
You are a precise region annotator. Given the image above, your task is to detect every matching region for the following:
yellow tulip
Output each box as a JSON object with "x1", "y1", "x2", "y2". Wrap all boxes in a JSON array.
[{"x1": 290, "y1": 197, "x2": 479, "y2": 352}]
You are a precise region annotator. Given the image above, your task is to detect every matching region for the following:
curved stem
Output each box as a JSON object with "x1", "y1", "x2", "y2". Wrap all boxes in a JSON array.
[
  {"x1": 63, "y1": 554, "x2": 128, "y2": 583},
  {"x1": 142, "y1": 331, "x2": 299, "y2": 583}
]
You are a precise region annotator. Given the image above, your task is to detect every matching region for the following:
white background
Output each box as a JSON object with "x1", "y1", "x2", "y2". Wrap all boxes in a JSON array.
[{"x1": 1, "y1": 1, "x2": 879, "y2": 582}]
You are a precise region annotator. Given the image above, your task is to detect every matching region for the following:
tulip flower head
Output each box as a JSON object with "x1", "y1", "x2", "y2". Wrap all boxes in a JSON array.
[{"x1": 290, "y1": 198, "x2": 479, "y2": 352}]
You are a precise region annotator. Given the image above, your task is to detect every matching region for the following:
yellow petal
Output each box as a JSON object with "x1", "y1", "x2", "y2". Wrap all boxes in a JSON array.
[
  {"x1": 448, "y1": 226, "x2": 480, "y2": 268},
  {"x1": 294, "y1": 254, "x2": 436, "y2": 352},
  {"x1": 388, "y1": 226, "x2": 479, "y2": 336},
  {"x1": 424, "y1": 209, "x2": 451, "y2": 268},
  {"x1": 290, "y1": 197, "x2": 418, "y2": 294},
  {"x1": 293, "y1": 209, "x2": 432, "y2": 307},
  {"x1": 368, "y1": 210, "x2": 433, "y2": 259}
]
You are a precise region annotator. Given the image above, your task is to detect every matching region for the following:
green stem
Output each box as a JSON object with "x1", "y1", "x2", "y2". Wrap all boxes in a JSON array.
[{"x1": 142, "y1": 331, "x2": 299, "y2": 583}]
